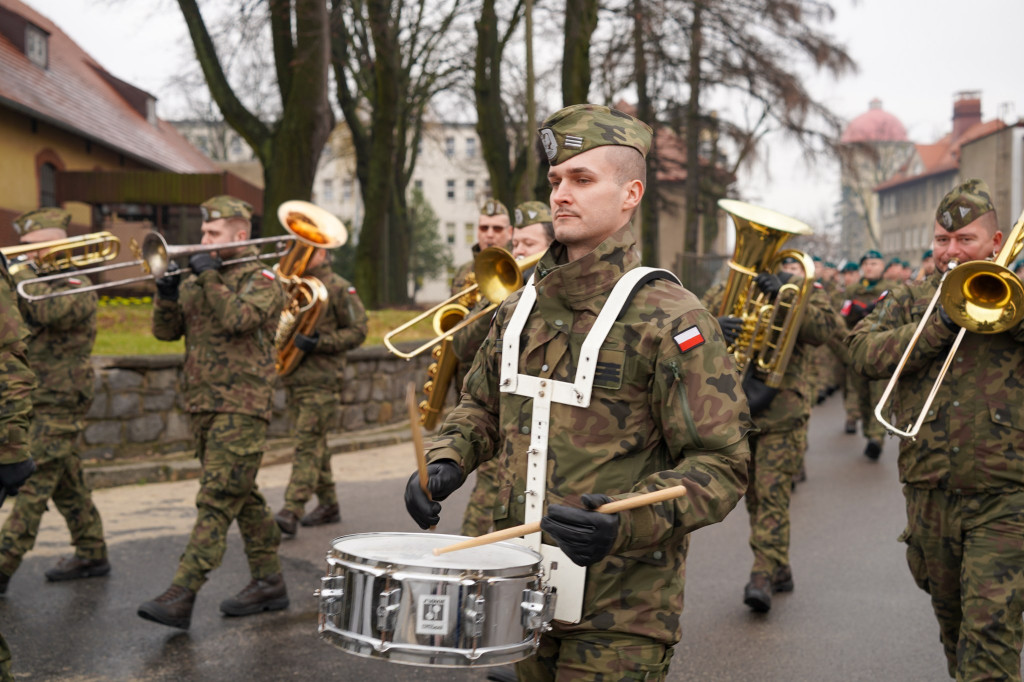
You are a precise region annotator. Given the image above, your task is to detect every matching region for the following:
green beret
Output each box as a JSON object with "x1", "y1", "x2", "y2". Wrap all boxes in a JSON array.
[
  {"x1": 12, "y1": 207, "x2": 70, "y2": 236},
  {"x1": 539, "y1": 104, "x2": 653, "y2": 167},
  {"x1": 1013, "y1": 258, "x2": 1024, "y2": 272},
  {"x1": 513, "y1": 201, "x2": 552, "y2": 228},
  {"x1": 200, "y1": 195, "x2": 253, "y2": 222},
  {"x1": 841, "y1": 262, "x2": 859, "y2": 273},
  {"x1": 922, "y1": 249, "x2": 933, "y2": 260},
  {"x1": 936, "y1": 179, "x2": 994, "y2": 231},
  {"x1": 780, "y1": 256, "x2": 800, "y2": 265},
  {"x1": 887, "y1": 257, "x2": 902, "y2": 267},
  {"x1": 824, "y1": 261, "x2": 836, "y2": 269},
  {"x1": 480, "y1": 199, "x2": 509, "y2": 217},
  {"x1": 811, "y1": 255, "x2": 822, "y2": 262},
  {"x1": 860, "y1": 250, "x2": 883, "y2": 264}
]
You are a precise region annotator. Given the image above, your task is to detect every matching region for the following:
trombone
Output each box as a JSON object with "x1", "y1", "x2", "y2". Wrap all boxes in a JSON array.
[
  {"x1": 874, "y1": 209, "x2": 1024, "y2": 440},
  {"x1": 384, "y1": 247, "x2": 543, "y2": 359},
  {"x1": 2, "y1": 231, "x2": 120, "y2": 277},
  {"x1": 16, "y1": 232, "x2": 293, "y2": 302}
]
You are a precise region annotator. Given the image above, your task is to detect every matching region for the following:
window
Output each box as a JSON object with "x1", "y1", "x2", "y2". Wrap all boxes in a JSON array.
[
  {"x1": 465, "y1": 222, "x2": 475, "y2": 245},
  {"x1": 342, "y1": 178, "x2": 353, "y2": 201},
  {"x1": 230, "y1": 137, "x2": 243, "y2": 158},
  {"x1": 39, "y1": 162, "x2": 57, "y2": 207},
  {"x1": 445, "y1": 137, "x2": 456, "y2": 158},
  {"x1": 445, "y1": 222, "x2": 456, "y2": 245},
  {"x1": 322, "y1": 179, "x2": 334, "y2": 202},
  {"x1": 446, "y1": 179, "x2": 456, "y2": 201},
  {"x1": 414, "y1": 179, "x2": 423, "y2": 192},
  {"x1": 466, "y1": 137, "x2": 477, "y2": 159},
  {"x1": 465, "y1": 179, "x2": 475, "y2": 202},
  {"x1": 25, "y1": 25, "x2": 48, "y2": 68}
]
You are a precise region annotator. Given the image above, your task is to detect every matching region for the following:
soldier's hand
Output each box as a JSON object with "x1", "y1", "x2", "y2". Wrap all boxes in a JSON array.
[
  {"x1": 755, "y1": 272, "x2": 783, "y2": 298},
  {"x1": 716, "y1": 315, "x2": 743, "y2": 346},
  {"x1": 404, "y1": 460, "x2": 462, "y2": 530},
  {"x1": 294, "y1": 332, "x2": 319, "y2": 353},
  {"x1": 189, "y1": 252, "x2": 222, "y2": 275},
  {"x1": 154, "y1": 262, "x2": 181, "y2": 301},
  {"x1": 540, "y1": 494, "x2": 619, "y2": 567},
  {"x1": 936, "y1": 303, "x2": 960, "y2": 333},
  {"x1": 0, "y1": 458, "x2": 36, "y2": 501}
]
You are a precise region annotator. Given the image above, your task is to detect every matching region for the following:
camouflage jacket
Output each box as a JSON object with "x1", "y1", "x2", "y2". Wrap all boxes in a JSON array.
[
  {"x1": 703, "y1": 277, "x2": 835, "y2": 431},
  {"x1": 0, "y1": 264, "x2": 35, "y2": 465},
  {"x1": 13, "y1": 266, "x2": 96, "y2": 413},
  {"x1": 153, "y1": 248, "x2": 284, "y2": 421},
  {"x1": 282, "y1": 261, "x2": 368, "y2": 390},
  {"x1": 427, "y1": 225, "x2": 753, "y2": 645},
  {"x1": 846, "y1": 272, "x2": 1024, "y2": 492}
]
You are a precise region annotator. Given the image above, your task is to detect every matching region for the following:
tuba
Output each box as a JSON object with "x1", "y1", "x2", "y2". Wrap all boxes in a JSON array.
[
  {"x1": 717, "y1": 199, "x2": 816, "y2": 388},
  {"x1": 273, "y1": 201, "x2": 348, "y2": 376}
]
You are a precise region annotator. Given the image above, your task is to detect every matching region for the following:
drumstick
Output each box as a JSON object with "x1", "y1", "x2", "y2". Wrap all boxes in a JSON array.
[
  {"x1": 432, "y1": 484, "x2": 688, "y2": 556},
  {"x1": 406, "y1": 382, "x2": 435, "y2": 531}
]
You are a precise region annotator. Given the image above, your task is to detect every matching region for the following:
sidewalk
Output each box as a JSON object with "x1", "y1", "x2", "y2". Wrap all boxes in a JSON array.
[{"x1": 83, "y1": 420, "x2": 415, "y2": 490}]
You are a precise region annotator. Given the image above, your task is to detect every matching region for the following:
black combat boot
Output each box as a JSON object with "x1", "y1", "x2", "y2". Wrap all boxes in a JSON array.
[
  {"x1": 864, "y1": 439, "x2": 882, "y2": 460},
  {"x1": 300, "y1": 503, "x2": 341, "y2": 527},
  {"x1": 744, "y1": 573, "x2": 772, "y2": 612},
  {"x1": 219, "y1": 573, "x2": 289, "y2": 616},
  {"x1": 0, "y1": 571, "x2": 9, "y2": 595},
  {"x1": 274, "y1": 508, "x2": 299, "y2": 536},
  {"x1": 138, "y1": 584, "x2": 196, "y2": 629},
  {"x1": 771, "y1": 565, "x2": 794, "y2": 593},
  {"x1": 844, "y1": 418, "x2": 857, "y2": 434},
  {"x1": 44, "y1": 556, "x2": 111, "y2": 582}
]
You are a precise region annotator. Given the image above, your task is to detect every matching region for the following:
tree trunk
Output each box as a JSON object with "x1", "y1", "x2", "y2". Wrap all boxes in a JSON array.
[
  {"x1": 683, "y1": 1, "x2": 704, "y2": 255},
  {"x1": 562, "y1": 0, "x2": 599, "y2": 106},
  {"x1": 474, "y1": 0, "x2": 515, "y2": 208},
  {"x1": 632, "y1": 0, "x2": 658, "y2": 267}
]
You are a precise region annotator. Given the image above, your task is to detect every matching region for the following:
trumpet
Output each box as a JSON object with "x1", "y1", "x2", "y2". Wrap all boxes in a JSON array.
[
  {"x1": 874, "y1": 209, "x2": 1024, "y2": 440},
  {"x1": 2, "y1": 231, "x2": 120, "y2": 277},
  {"x1": 383, "y1": 248, "x2": 543, "y2": 360}
]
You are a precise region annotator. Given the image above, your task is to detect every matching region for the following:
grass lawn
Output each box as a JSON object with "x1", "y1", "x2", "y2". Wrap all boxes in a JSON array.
[{"x1": 93, "y1": 298, "x2": 436, "y2": 355}]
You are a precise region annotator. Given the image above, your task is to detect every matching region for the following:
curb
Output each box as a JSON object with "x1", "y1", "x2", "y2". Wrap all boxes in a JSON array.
[{"x1": 84, "y1": 422, "x2": 415, "y2": 490}]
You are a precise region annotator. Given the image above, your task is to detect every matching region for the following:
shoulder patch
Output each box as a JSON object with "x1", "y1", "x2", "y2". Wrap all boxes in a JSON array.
[
  {"x1": 347, "y1": 286, "x2": 356, "y2": 294},
  {"x1": 875, "y1": 290, "x2": 889, "y2": 303},
  {"x1": 261, "y1": 268, "x2": 276, "y2": 280},
  {"x1": 673, "y1": 325, "x2": 705, "y2": 354},
  {"x1": 813, "y1": 281, "x2": 823, "y2": 289},
  {"x1": 67, "y1": 277, "x2": 82, "y2": 286}
]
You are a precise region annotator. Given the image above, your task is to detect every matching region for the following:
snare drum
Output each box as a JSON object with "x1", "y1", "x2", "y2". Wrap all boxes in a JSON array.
[{"x1": 317, "y1": 532, "x2": 555, "y2": 667}]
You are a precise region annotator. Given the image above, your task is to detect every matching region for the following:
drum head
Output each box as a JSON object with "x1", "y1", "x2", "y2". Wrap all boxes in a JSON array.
[{"x1": 330, "y1": 532, "x2": 540, "y2": 573}]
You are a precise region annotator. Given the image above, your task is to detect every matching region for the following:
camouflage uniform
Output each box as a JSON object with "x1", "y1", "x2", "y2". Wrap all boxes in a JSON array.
[
  {"x1": 703, "y1": 278, "x2": 835, "y2": 579},
  {"x1": 0, "y1": 264, "x2": 107, "y2": 580},
  {"x1": 152, "y1": 246, "x2": 286, "y2": 592},
  {"x1": 841, "y1": 276, "x2": 895, "y2": 441},
  {"x1": 429, "y1": 224, "x2": 752, "y2": 679},
  {"x1": 280, "y1": 261, "x2": 367, "y2": 517}
]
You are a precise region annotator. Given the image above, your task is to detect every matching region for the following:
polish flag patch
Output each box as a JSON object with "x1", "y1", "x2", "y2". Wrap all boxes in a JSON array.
[
  {"x1": 674, "y1": 326, "x2": 705, "y2": 354},
  {"x1": 347, "y1": 286, "x2": 356, "y2": 294},
  {"x1": 67, "y1": 278, "x2": 82, "y2": 286},
  {"x1": 261, "y1": 269, "x2": 276, "y2": 280}
]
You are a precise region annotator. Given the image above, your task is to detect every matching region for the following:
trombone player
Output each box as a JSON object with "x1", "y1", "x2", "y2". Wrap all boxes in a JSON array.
[{"x1": 846, "y1": 179, "x2": 1024, "y2": 680}]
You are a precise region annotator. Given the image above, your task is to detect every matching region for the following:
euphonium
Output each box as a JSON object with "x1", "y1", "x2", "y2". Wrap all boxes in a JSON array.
[
  {"x1": 273, "y1": 201, "x2": 348, "y2": 377},
  {"x1": 717, "y1": 199, "x2": 815, "y2": 388}
]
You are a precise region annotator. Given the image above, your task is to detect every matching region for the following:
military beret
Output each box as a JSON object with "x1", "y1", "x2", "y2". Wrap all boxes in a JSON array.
[
  {"x1": 935, "y1": 178, "x2": 994, "y2": 232},
  {"x1": 824, "y1": 261, "x2": 837, "y2": 269},
  {"x1": 887, "y1": 257, "x2": 902, "y2": 267},
  {"x1": 1013, "y1": 258, "x2": 1024, "y2": 272},
  {"x1": 539, "y1": 104, "x2": 653, "y2": 167},
  {"x1": 12, "y1": 207, "x2": 70, "y2": 236},
  {"x1": 781, "y1": 256, "x2": 800, "y2": 265},
  {"x1": 860, "y1": 249, "x2": 884, "y2": 264},
  {"x1": 480, "y1": 198, "x2": 509, "y2": 217},
  {"x1": 200, "y1": 195, "x2": 253, "y2": 222},
  {"x1": 841, "y1": 262, "x2": 859, "y2": 273},
  {"x1": 811, "y1": 255, "x2": 822, "y2": 262},
  {"x1": 513, "y1": 201, "x2": 552, "y2": 228},
  {"x1": 922, "y1": 249, "x2": 933, "y2": 260}
]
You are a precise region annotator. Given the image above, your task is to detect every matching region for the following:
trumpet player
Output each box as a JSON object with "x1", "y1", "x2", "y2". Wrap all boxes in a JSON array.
[
  {"x1": 0, "y1": 208, "x2": 110, "y2": 593},
  {"x1": 138, "y1": 196, "x2": 288, "y2": 629},
  {"x1": 847, "y1": 179, "x2": 1024, "y2": 680}
]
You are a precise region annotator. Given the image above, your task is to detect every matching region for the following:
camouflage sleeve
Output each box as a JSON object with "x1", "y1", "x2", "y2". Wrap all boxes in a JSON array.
[
  {"x1": 845, "y1": 283, "x2": 956, "y2": 380},
  {"x1": 612, "y1": 307, "x2": 753, "y2": 553},
  {"x1": 198, "y1": 270, "x2": 283, "y2": 334},
  {"x1": 13, "y1": 270, "x2": 97, "y2": 330},
  {"x1": 152, "y1": 298, "x2": 185, "y2": 341},
  {"x1": 0, "y1": 272, "x2": 35, "y2": 465},
  {"x1": 795, "y1": 284, "x2": 836, "y2": 347},
  {"x1": 451, "y1": 301, "x2": 493, "y2": 365},
  {"x1": 317, "y1": 282, "x2": 368, "y2": 354}
]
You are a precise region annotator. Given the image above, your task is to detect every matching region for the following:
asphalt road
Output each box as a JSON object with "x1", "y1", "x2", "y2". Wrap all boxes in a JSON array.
[{"x1": 0, "y1": 394, "x2": 962, "y2": 680}]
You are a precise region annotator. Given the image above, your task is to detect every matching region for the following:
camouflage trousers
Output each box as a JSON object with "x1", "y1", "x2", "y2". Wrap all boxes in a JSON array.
[
  {"x1": 901, "y1": 486, "x2": 1024, "y2": 681},
  {"x1": 460, "y1": 458, "x2": 498, "y2": 537},
  {"x1": 0, "y1": 631, "x2": 11, "y2": 682},
  {"x1": 172, "y1": 413, "x2": 282, "y2": 593},
  {"x1": 745, "y1": 425, "x2": 807, "y2": 576},
  {"x1": 282, "y1": 389, "x2": 339, "y2": 516},
  {"x1": 515, "y1": 631, "x2": 674, "y2": 681},
  {"x1": 0, "y1": 412, "x2": 107, "y2": 578},
  {"x1": 846, "y1": 371, "x2": 886, "y2": 440}
]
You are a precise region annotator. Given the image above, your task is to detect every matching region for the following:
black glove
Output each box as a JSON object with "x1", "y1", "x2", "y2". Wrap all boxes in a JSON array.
[
  {"x1": 404, "y1": 460, "x2": 463, "y2": 530},
  {"x1": 189, "y1": 252, "x2": 222, "y2": 275},
  {"x1": 742, "y1": 371, "x2": 779, "y2": 416},
  {"x1": 154, "y1": 262, "x2": 181, "y2": 301},
  {"x1": 294, "y1": 332, "x2": 319, "y2": 353},
  {"x1": 540, "y1": 493, "x2": 619, "y2": 567},
  {"x1": 0, "y1": 458, "x2": 36, "y2": 508},
  {"x1": 937, "y1": 304, "x2": 960, "y2": 333},
  {"x1": 755, "y1": 272, "x2": 783, "y2": 299},
  {"x1": 716, "y1": 316, "x2": 743, "y2": 346}
]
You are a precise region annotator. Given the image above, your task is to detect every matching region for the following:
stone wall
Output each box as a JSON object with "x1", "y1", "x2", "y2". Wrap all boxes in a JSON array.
[{"x1": 83, "y1": 345, "x2": 434, "y2": 461}]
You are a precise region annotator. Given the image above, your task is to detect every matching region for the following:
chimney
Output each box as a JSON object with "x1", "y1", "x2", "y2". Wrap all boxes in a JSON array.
[{"x1": 952, "y1": 90, "x2": 981, "y2": 142}]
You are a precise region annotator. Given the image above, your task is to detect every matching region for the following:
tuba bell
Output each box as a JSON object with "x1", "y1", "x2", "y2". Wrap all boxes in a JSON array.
[
  {"x1": 273, "y1": 201, "x2": 348, "y2": 376},
  {"x1": 717, "y1": 199, "x2": 816, "y2": 388}
]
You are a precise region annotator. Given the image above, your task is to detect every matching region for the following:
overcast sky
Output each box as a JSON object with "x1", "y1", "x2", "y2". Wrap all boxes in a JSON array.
[{"x1": 21, "y1": 0, "x2": 1024, "y2": 227}]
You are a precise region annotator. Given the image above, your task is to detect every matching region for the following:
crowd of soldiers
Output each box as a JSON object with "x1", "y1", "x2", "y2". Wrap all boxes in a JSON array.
[{"x1": 3, "y1": 102, "x2": 1024, "y2": 682}]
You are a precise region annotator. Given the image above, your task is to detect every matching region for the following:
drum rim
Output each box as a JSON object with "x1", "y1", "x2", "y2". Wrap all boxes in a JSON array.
[{"x1": 327, "y1": 532, "x2": 543, "y2": 576}]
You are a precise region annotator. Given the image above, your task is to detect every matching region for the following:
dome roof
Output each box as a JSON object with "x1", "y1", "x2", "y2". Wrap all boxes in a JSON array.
[{"x1": 841, "y1": 99, "x2": 908, "y2": 144}]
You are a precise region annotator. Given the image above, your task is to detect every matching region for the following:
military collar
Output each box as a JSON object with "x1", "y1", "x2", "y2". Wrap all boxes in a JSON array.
[
  {"x1": 533, "y1": 223, "x2": 638, "y2": 305},
  {"x1": 860, "y1": 277, "x2": 880, "y2": 289}
]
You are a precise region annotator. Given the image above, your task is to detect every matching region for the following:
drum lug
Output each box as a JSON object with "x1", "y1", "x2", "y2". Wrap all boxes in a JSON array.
[
  {"x1": 376, "y1": 587, "x2": 402, "y2": 633},
  {"x1": 317, "y1": 576, "x2": 345, "y2": 616},
  {"x1": 520, "y1": 587, "x2": 555, "y2": 631},
  {"x1": 463, "y1": 595, "x2": 486, "y2": 639}
]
